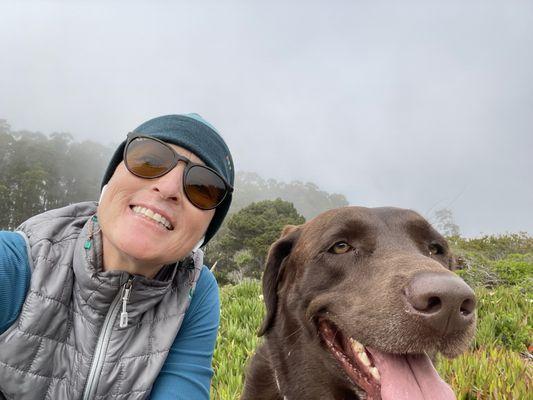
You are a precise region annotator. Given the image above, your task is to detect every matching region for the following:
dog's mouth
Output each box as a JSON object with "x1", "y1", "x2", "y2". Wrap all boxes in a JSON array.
[{"x1": 317, "y1": 318, "x2": 456, "y2": 400}]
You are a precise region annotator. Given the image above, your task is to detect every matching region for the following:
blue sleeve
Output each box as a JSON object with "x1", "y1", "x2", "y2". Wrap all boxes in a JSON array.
[
  {"x1": 0, "y1": 231, "x2": 31, "y2": 334},
  {"x1": 150, "y1": 266, "x2": 220, "y2": 400}
]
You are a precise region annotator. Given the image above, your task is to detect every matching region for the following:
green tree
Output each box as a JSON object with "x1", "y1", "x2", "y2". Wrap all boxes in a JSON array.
[
  {"x1": 0, "y1": 120, "x2": 113, "y2": 230},
  {"x1": 207, "y1": 199, "x2": 305, "y2": 283}
]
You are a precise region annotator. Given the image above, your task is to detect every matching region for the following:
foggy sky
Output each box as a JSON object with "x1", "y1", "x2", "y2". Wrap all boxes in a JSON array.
[{"x1": 1, "y1": 0, "x2": 532, "y2": 237}]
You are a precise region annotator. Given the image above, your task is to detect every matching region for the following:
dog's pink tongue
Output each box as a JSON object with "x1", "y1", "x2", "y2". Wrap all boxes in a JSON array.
[{"x1": 367, "y1": 348, "x2": 455, "y2": 400}]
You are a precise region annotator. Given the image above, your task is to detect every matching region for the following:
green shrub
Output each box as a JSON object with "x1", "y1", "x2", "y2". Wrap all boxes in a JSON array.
[
  {"x1": 437, "y1": 347, "x2": 532, "y2": 400},
  {"x1": 455, "y1": 250, "x2": 532, "y2": 290},
  {"x1": 456, "y1": 260, "x2": 501, "y2": 289},
  {"x1": 492, "y1": 253, "x2": 533, "y2": 289},
  {"x1": 473, "y1": 286, "x2": 531, "y2": 352},
  {"x1": 450, "y1": 233, "x2": 533, "y2": 261},
  {"x1": 212, "y1": 281, "x2": 264, "y2": 400}
]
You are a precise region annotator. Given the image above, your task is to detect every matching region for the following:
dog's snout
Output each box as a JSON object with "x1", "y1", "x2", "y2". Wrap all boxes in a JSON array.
[{"x1": 405, "y1": 272, "x2": 476, "y2": 335}]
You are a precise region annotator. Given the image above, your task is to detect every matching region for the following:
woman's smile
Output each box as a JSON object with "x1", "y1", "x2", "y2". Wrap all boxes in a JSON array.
[{"x1": 129, "y1": 204, "x2": 174, "y2": 230}]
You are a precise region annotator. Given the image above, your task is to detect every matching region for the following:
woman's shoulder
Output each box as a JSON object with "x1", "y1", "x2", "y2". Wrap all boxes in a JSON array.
[
  {"x1": 0, "y1": 231, "x2": 31, "y2": 333},
  {"x1": 0, "y1": 231, "x2": 28, "y2": 260},
  {"x1": 17, "y1": 201, "x2": 98, "y2": 243},
  {"x1": 197, "y1": 265, "x2": 218, "y2": 291},
  {"x1": 184, "y1": 265, "x2": 219, "y2": 320}
]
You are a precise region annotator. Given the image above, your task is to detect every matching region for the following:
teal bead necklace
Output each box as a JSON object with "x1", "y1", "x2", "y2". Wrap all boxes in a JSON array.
[{"x1": 84, "y1": 215, "x2": 100, "y2": 250}]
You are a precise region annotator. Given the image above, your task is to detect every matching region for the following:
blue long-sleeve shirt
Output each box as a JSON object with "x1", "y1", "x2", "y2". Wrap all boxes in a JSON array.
[{"x1": 0, "y1": 231, "x2": 219, "y2": 399}]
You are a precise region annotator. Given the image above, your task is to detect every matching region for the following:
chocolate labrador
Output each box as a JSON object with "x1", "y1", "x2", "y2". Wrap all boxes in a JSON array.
[{"x1": 241, "y1": 206, "x2": 476, "y2": 400}]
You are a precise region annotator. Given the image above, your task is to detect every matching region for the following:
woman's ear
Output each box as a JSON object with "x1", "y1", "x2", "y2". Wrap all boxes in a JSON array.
[{"x1": 258, "y1": 226, "x2": 301, "y2": 336}]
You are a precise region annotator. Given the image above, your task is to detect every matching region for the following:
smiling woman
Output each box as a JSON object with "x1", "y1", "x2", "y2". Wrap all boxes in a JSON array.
[
  {"x1": 0, "y1": 114, "x2": 234, "y2": 399},
  {"x1": 99, "y1": 140, "x2": 221, "y2": 278}
]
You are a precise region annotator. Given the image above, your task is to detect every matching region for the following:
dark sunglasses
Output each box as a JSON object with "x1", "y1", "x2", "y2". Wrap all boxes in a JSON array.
[{"x1": 124, "y1": 133, "x2": 233, "y2": 210}]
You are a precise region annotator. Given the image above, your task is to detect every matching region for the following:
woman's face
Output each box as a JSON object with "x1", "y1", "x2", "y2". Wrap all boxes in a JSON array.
[{"x1": 97, "y1": 143, "x2": 215, "y2": 271}]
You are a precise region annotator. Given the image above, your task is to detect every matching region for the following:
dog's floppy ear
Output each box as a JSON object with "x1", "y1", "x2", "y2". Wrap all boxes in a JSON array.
[
  {"x1": 258, "y1": 225, "x2": 301, "y2": 336},
  {"x1": 280, "y1": 224, "x2": 299, "y2": 236}
]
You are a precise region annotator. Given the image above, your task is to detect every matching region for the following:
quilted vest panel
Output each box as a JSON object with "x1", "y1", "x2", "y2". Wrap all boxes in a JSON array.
[{"x1": 0, "y1": 202, "x2": 202, "y2": 399}]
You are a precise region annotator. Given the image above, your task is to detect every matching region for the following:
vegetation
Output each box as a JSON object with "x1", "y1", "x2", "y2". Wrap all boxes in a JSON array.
[
  {"x1": 437, "y1": 347, "x2": 531, "y2": 399},
  {"x1": 212, "y1": 281, "x2": 263, "y2": 400},
  {"x1": 211, "y1": 234, "x2": 533, "y2": 400},
  {"x1": 205, "y1": 199, "x2": 305, "y2": 284},
  {"x1": 0, "y1": 120, "x2": 112, "y2": 230},
  {"x1": 451, "y1": 234, "x2": 533, "y2": 292}
]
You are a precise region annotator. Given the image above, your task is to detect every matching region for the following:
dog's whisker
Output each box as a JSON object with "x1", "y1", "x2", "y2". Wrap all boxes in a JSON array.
[{"x1": 284, "y1": 327, "x2": 304, "y2": 340}]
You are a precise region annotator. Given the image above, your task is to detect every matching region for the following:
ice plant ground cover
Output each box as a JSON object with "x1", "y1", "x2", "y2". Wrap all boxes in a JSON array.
[{"x1": 211, "y1": 234, "x2": 532, "y2": 400}]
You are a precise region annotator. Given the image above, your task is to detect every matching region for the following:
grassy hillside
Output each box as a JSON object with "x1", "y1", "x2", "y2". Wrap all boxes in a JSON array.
[{"x1": 211, "y1": 234, "x2": 532, "y2": 399}]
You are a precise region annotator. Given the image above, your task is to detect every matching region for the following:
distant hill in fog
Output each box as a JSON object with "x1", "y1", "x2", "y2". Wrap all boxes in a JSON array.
[{"x1": 230, "y1": 171, "x2": 349, "y2": 220}]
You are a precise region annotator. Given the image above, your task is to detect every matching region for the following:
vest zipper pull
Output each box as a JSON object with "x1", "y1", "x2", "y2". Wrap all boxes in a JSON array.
[{"x1": 119, "y1": 278, "x2": 133, "y2": 328}]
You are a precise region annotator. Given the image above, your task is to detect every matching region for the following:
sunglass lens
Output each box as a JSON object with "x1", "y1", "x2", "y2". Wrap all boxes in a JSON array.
[
  {"x1": 185, "y1": 165, "x2": 227, "y2": 209},
  {"x1": 126, "y1": 137, "x2": 175, "y2": 177}
]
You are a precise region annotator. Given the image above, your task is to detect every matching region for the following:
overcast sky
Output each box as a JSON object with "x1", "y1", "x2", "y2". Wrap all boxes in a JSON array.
[{"x1": 1, "y1": 0, "x2": 531, "y2": 236}]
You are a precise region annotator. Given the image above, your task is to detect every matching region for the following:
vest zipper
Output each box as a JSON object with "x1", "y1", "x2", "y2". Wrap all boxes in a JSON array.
[
  {"x1": 119, "y1": 279, "x2": 133, "y2": 328},
  {"x1": 82, "y1": 277, "x2": 134, "y2": 400}
]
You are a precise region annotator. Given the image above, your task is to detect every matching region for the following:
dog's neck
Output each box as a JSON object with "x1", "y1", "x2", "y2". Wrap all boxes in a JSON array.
[{"x1": 273, "y1": 368, "x2": 289, "y2": 400}]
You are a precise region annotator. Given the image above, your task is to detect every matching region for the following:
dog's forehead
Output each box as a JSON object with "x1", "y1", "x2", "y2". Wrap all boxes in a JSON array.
[
  {"x1": 306, "y1": 206, "x2": 425, "y2": 227},
  {"x1": 299, "y1": 206, "x2": 431, "y2": 241},
  {"x1": 372, "y1": 206, "x2": 428, "y2": 227}
]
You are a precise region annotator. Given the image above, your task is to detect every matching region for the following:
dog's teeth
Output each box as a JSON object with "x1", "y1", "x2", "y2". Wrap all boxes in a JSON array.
[
  {"x1": 370, "y1": 366, "x2": 380, "y2": 381},
  {"x1": 350, "y1": 338, "x2": 365, "y2": 353},
  {"x1": 359, "y1": 351, "x2": 371, "y2": 367}
]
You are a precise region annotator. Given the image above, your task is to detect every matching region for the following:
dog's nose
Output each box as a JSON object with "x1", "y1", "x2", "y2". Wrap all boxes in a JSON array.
[{"x1": 405, "y1": 272, "x2": 476, "y2": 334}]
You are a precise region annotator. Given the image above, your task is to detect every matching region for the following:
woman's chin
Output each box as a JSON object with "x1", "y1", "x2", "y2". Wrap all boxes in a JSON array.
[{"x1": 118, "y1": 236, "x2": 169, "y2": 263}]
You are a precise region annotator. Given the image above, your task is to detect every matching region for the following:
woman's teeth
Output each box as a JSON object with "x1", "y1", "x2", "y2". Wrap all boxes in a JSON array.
[{"x1": 131, "y1": 206, "x2": 173, "y2": 230}]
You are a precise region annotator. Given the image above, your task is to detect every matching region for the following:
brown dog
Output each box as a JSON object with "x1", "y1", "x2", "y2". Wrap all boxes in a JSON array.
[{"x1": 241, "y1": 206, "x2": 476, "y2": 400}]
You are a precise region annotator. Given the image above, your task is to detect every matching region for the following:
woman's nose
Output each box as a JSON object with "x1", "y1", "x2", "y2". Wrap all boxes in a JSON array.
[{"x1": 151, "y1": 164, "x2": 185, "y2": 202}]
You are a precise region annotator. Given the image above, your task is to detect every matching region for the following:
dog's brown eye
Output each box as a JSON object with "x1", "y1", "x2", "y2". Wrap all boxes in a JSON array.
[
  {"x1": 428, "y1": 243, "x2": 445, "y2": 256},
  {"x1": 330, "y1": 242, "x2": 351, "y2": 254}
]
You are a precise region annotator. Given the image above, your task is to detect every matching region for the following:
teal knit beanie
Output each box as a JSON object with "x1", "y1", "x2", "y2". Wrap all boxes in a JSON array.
[{"x1": 101, "y1": 113, "x2": 234, "y2": 246}]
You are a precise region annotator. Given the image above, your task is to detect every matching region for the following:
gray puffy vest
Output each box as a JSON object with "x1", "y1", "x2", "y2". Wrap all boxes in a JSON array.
[{"x1": 0, "y1": 202, "x2": 202, "y2": 399}]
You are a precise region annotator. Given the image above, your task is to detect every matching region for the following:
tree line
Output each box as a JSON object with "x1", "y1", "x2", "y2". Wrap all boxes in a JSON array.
[
  {"x1": 0, "y1": 120, "x2": 350, "y2": 282},
  {"x1": 0, "y1": 119, "x2": 112, "y2": 230}
]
